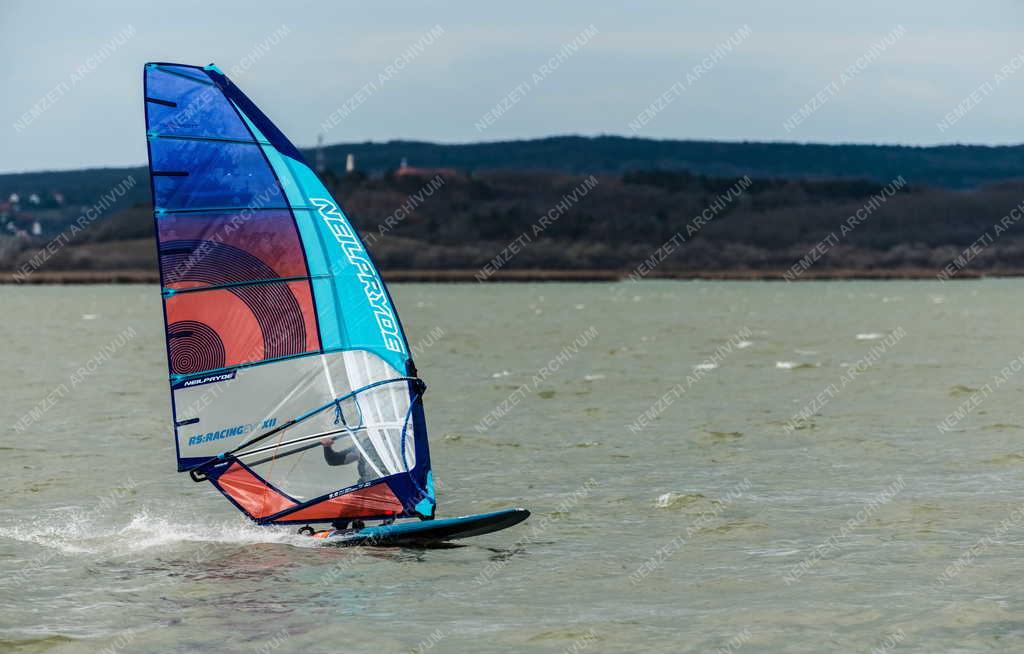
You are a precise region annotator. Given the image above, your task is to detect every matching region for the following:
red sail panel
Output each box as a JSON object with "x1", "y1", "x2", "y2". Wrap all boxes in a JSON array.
[
  {"x1": 157, "y1": 211, "x2": 308, "y2": 290},
  {"x1": 273, "y1": 484, "x2": 404, "y2": 522},
  {"x1": 165, "y1": 281, "x2": 319, "y2": 375},
  {"x1": 215, "y1": 462, "x2": 297, "y2": 519}
]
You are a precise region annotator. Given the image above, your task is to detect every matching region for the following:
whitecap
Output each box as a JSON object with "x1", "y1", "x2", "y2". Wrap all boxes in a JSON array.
[
  {"x1": 655, "y1": 492, "x2": 704, "y2": 509},
  {"x1": 856, "y1": 333, "x2": 884, "y2": 340},
  {"x1": 777, "y1": 361, "x2": 818, "y2": 370},
  {"x1": 747, "y1": 548, "x2": 801, "y2": 557}
]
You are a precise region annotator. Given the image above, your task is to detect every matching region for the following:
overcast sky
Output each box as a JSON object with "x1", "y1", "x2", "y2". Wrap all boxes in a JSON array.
[{"x1": 2, "y1": 0, "x2": 1024, "y2": 173}]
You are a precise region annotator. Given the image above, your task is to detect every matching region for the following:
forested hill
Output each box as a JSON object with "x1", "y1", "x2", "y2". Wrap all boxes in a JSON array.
[
  {"x1": 8, "y1": 168, "x2": 1024, "y2": 278},
  {"x1": 5, "y1": 135, "x2": 1024, "y2": 280},
  {"x1": 3, "y1": 136, "x2": 1024, "y2": 199},
  {"x1": 317, "y1": 137, "x2": 1024, "y2": 189}
]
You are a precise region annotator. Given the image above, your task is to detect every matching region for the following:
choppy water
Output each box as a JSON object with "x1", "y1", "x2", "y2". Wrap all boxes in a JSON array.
[{"x1": 4, "y1": 280, "x2": 1024, "y2": 653}]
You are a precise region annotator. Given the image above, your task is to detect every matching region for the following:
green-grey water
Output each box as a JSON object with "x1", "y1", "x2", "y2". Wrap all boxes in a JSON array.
[{"x1": 4, "y1": 280, "x2": 1024, "y2": 653}]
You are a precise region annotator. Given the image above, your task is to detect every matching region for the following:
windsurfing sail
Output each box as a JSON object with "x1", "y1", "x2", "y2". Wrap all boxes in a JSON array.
[{"x1": 142, "y1": 62, "x2": 435, "y2": 524}]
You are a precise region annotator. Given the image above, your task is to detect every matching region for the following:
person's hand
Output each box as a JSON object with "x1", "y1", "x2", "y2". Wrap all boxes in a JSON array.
[{"x1": 320, "y1": 437, "x2": 333, "y2": 447}]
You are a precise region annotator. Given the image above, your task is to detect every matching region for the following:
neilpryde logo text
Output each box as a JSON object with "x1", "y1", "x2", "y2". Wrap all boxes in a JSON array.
[
  {"x1": 311, "y1": 197, "x2": 404, "y2": 354},
  {"x1": 181, "y1": 372, "x2": 235, "y2": 387},
  {"x1": 187, "y1": 418, "x2": 277, "y2": 446}
]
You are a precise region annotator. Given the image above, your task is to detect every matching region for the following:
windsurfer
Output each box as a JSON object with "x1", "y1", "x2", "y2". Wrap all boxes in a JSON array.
[
  {"x1": 320, "y1": 437, "x2": 371, "y2": 533},
  {"x1": 320, "y1": 437, "x2": 358, "y2": 465},
  {"x1": 320, "y1": 436, "x2": 371, "y2": 484}
]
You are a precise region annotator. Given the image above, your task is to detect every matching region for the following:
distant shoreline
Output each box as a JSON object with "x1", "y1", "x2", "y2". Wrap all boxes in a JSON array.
[{"x1": 0, "y1": 268, "x2": 1016, "y2": 284}]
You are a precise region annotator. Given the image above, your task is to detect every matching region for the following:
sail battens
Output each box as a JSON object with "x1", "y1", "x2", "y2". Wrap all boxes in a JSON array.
[
  {"x1": 148, "y1": 133, "x2": 267, "y2": 146},
  {"x1": 166, "y1": 345, "x2": 400, "y2": 383},
  {"x1": 169, "y1": 347, "x2": 321, "y2": 383},
  {"x1": 145, "y1": 61, "x2": 434, "y2": 524},
  {"x1": 150, "y1": 63, "x2": 216, "y2": 85},
  {"x1": 156, "y1": 206, "x2": 313, "y2": 215},
  {"x1": 161, "y1": 275, "x2": 328, "y2": 297}
]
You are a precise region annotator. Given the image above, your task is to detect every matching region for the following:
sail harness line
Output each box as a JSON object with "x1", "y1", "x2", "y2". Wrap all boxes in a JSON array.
[{"x1": 187, "y1": 376, "x2": 425, "y2": 481}]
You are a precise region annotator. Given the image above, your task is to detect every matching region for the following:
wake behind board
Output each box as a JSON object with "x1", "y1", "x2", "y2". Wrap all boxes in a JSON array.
[{"x1": 315, "y1": 508, "x2": 530, "y2": 546}]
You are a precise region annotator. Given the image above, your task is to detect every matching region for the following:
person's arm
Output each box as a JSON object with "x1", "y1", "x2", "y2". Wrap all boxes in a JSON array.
[{"x1": 321, "y1": 438, "x2": 359, "y2": 466}]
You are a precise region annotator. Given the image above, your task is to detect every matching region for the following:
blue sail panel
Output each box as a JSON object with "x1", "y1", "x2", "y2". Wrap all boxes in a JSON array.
[
  {"x1": 146, "y1": 65, "x2": 253, "y2": 141},
  {"x1": 149, "y1": 139, "x2": 288, "y2": 212}
]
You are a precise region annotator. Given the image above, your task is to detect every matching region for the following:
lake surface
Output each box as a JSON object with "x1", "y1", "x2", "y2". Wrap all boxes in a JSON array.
[{"x1": 3, "y1": 280, "x2": 1024, "y2": 653}]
